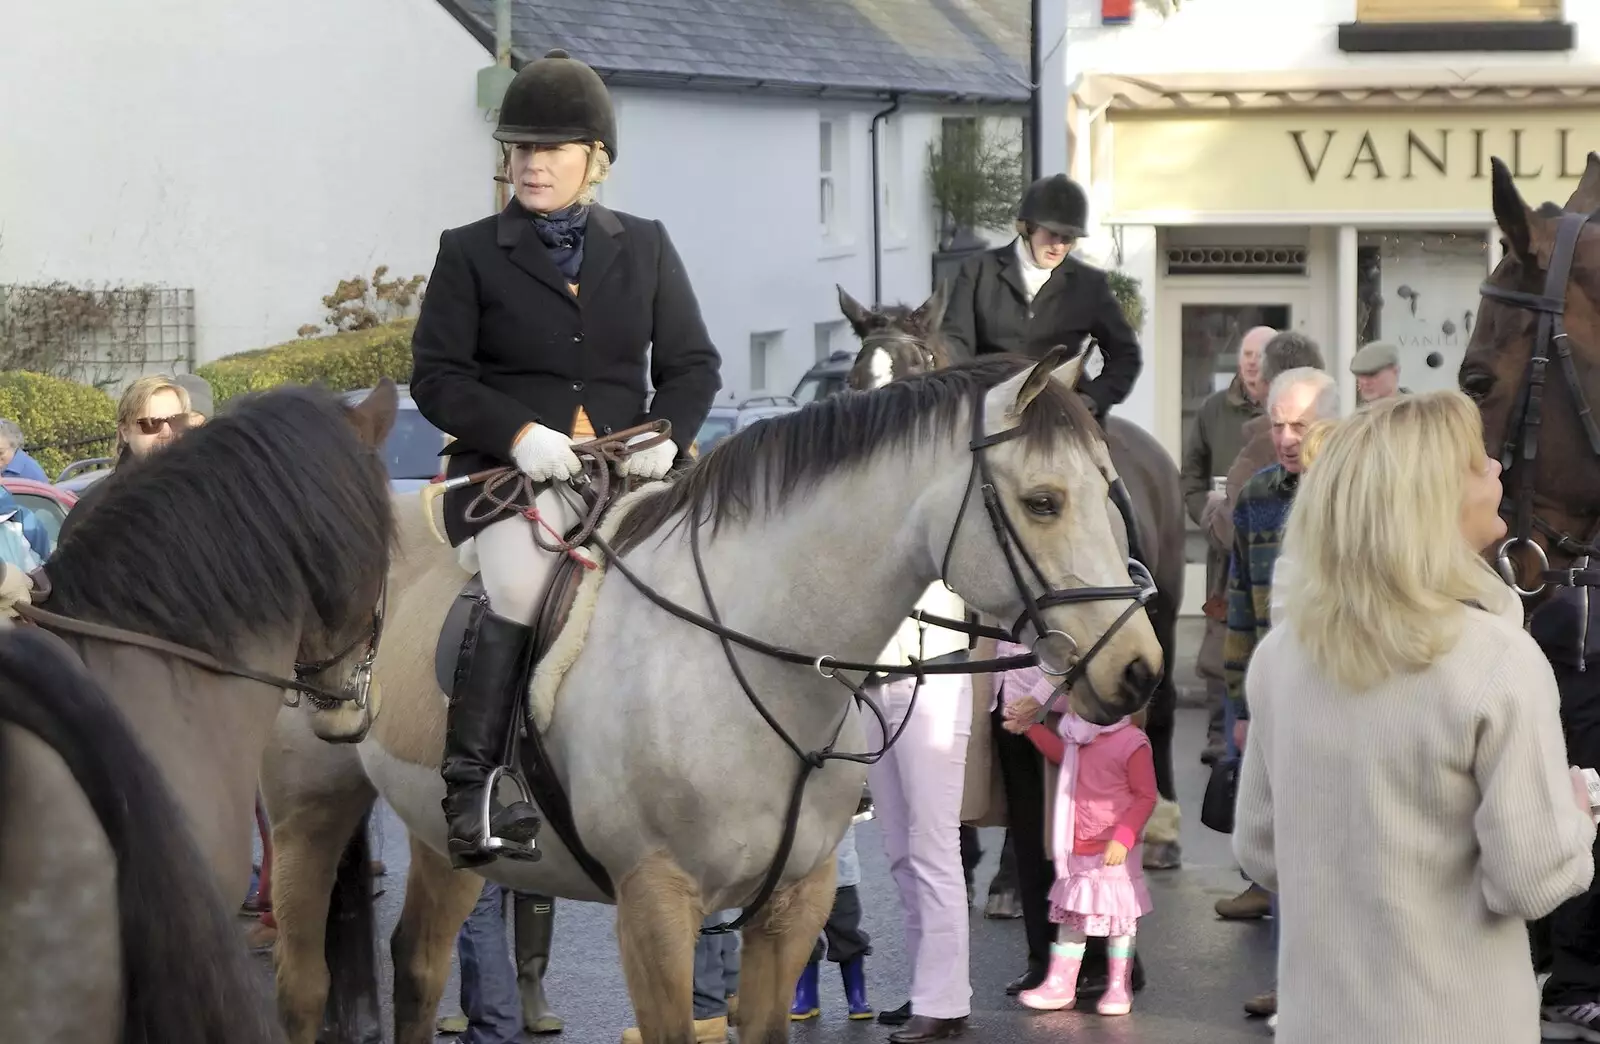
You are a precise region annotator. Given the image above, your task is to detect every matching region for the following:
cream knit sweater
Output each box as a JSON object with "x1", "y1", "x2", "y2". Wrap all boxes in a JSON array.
[{"x1": 1234, "y1": 584, "x2": 1596, "y2": 1044}]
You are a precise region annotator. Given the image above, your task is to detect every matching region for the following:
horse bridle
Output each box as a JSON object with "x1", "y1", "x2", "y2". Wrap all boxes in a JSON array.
[
  {"x1": 290, "y1": 579, "x2": 387, "y2": 709},
  {"x1": 1478, "y1": 210, "x2": 1600, "y2": 596},
  {"x1": 940, "y1": 389, "x2": 1157, "y2": 700},
  {"x1": 855, "y1": 329, "x2": 940, "y2": 385}
]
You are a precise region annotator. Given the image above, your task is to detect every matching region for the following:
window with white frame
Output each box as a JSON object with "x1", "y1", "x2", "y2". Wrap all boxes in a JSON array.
[
  {"x1": 814, "y1": 320, "x2": 848, "y2": 361},
  {"x1": 820, "y1": 119, "x2": 837, "y2": 235},
  {"x1": 750, "y1": 330, "x2": 783, "y2": 392}
]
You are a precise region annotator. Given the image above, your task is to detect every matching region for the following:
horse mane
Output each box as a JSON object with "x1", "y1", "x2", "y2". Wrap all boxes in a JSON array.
[
  {"x1": 47, "y1": 385, "x2": 395, "y2": 660},
  {"x1": 613, "y1": 355, "x2": 1094, "y2": 552}
]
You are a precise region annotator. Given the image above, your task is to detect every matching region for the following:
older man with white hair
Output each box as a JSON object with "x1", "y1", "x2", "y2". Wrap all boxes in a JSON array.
[{"x1": 1182, "y1": 325, "x2": 1272, "y2": 773}]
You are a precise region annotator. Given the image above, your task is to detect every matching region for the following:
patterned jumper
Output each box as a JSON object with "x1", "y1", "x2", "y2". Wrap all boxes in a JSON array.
[{"x1": 1223, "y1": 463, "x2": 1298, "y2": 721}]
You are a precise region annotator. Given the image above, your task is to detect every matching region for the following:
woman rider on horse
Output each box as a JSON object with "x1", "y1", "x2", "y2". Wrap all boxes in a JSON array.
[
  {"x1": 940, "y1": 173, "x2": 1141, "y2": 420},
  {"x1": 411, "y1": 49, "x2": 722, "y2": 869}
]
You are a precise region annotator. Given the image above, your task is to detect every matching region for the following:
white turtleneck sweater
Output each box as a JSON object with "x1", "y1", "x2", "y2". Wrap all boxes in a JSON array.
[{"x1": 1014, "y1": 239, "x2": 1053, "y2": 301}]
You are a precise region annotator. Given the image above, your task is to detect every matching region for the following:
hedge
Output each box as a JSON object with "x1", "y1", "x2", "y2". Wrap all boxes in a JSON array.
[
  {"x1": 195, "y1": 319, "x2": 416, "y2": 407},
  {"x1": 0, "y1": 371, "x2": 117, "y2": 479}
]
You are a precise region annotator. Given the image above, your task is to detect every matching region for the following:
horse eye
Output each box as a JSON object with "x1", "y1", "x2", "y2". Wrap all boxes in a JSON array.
[
  {"x1": 1461, "y1": 369, "x2": 1495, "y2": 402},
  {"x1": 1024, "y1": 494, "x2": 1060, "y2": 516}
]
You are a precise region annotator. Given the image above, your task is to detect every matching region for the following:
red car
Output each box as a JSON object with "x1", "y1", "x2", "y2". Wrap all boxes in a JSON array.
[{"x1": 2, "y1": 476, "x2": 78, "y2": 551}]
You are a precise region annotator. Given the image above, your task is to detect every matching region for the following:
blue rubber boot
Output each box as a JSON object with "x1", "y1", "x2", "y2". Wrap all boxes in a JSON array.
[
  {"x1": 842, "y1": 958, "x2": 873, "y2": 1020},
  {"x1": 790, "y1": 961, "x2": 820, "y2": 1021}
]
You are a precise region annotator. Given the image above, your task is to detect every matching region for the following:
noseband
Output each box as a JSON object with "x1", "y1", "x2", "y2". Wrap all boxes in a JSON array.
[
  {"x1": 1478, "y1": 210, "x2": 1600, "y2": 596},
  {"x1": 291, "y1": 580, "x2": 387, "y2": 709}
]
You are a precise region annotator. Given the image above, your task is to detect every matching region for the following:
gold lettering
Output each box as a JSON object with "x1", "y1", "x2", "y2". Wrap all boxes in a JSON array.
[
  {"x1": 1345, "y1": 132, "x2": 1387, "y2": 180},
  {"x1": 1512, "y1": 128, "x2": 1544, "y2": 178},
  {"x1": 1289, "y1": 130, "x2": 1336, "y2": 181},
  {"x1": 1560, "y1": 129, "x2": 1583, "y2": 178},
  {"x1": 1404, "y1": 130, "x2": 1448, "y2": 179}
]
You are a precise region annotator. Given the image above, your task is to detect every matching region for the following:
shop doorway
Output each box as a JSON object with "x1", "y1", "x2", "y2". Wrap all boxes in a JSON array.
[{"x1": 1159, "y1": 286, "x2": 1312, "y2": 616}]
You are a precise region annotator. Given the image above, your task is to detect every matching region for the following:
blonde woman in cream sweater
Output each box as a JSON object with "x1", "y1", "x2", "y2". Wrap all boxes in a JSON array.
[{"x1": 1234, "y1": 390, "x2": 1596, "y2": 1044}]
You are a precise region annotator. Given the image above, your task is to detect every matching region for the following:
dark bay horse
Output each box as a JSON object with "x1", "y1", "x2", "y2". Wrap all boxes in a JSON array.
[
  {"x1": 838, "y1": 286, "x2": 1187, "y2": 851},
  {"x1": 1466, "y1": 153, "x2": 1600, "y2": 988},
  {"x1": 0, "y1": 382, "x2": 397, "y2": 1044}
]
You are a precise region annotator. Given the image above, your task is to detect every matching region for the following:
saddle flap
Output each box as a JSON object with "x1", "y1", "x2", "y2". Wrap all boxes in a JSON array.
[{"x1": 434, "y1": 573, "x2": 487, "y2": 697}]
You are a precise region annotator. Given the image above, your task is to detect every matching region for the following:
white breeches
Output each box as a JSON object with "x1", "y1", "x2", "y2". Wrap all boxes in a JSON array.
[{"x1": 472, "y1": 483, "x2": 586, "y2": 625}]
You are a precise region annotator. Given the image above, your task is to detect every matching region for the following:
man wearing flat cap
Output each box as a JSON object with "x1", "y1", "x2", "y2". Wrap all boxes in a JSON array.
[{"x1": 1350, "y1": 341, "x2": 1408, "y2": 405}]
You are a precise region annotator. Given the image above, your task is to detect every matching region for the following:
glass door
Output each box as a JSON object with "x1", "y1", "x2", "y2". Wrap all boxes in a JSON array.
[{"x1": 1162, "y1": 289, "x2": 1312, "y2": 617}]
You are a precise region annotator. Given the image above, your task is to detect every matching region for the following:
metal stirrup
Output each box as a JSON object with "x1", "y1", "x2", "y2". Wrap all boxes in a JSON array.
[{"x1": 478, "y1": 765, "x2": 542, "y2": 861}]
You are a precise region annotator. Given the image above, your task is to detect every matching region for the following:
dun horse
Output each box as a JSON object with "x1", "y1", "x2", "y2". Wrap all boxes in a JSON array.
[
  {"x1": 0, "y1": 382, "x2": 397, "y2": 1044},
  {"x1": 837, "y1": 283, "x2": 1187, "y2": 846},
  {"x1": 265, "y1": 353, "x2": 1165, "y2": 1044}
]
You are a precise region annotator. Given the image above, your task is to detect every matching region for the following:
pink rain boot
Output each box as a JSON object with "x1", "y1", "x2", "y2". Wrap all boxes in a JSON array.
[
  {"x1": 1019, "y1": 944, "x2": 1082, "y2": 1011},
  {"x1": 1097, "y1": 955, "x2": 1133, "y2": 1016}
]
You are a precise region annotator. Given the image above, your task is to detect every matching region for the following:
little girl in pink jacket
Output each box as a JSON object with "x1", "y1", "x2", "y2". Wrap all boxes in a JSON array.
[{"x1": 1001, "y1": 666, "x2": 1157, "y2": 1016}]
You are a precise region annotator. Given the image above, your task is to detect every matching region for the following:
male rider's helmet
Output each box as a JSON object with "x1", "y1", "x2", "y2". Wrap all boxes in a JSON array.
[
  {"x1": 1017, "y1": 174, "x2": 1088, "y2": 239},
  {"x1": 493, "y1": 49, "x2": 617, "y2": 161}
]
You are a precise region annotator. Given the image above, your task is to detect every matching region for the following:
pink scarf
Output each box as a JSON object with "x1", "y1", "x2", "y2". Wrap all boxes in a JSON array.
[{"x1": 1050, "y1": 712, "x2": 1133, "y2": 870}]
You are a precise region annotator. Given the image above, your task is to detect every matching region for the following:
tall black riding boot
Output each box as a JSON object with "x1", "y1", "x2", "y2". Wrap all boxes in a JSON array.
[
  {"x1": 514, "y1": 893, "x2": 564, "y2": 1034},
  {"x1": 442, "y1": 608, "x2": 543, "y2": 869}
]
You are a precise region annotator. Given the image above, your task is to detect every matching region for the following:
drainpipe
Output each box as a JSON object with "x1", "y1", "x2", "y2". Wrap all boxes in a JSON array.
[
  {"x1": 493, "y1": 0, "x2": 513, "y2": 210},
  {"x1": 1029, "y1": 0, "x2": 1043, "y2": 182},
  {"x1": 870, "y1": 93, "x2": 903, "y2": 306}
]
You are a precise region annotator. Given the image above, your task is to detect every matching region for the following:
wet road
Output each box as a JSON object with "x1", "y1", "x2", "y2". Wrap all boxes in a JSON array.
[{"x1": 252, "y1": 706, "x2": 1275, "y2": 1043}]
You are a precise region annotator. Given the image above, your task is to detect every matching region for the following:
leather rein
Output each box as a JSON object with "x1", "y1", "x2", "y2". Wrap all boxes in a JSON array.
[
  {"x1": 1479, "y1": 209, "x2": 1600, "y2": 596},
  {"x1": 12, "y1": 578, "x2": 385, "y2": 710}
]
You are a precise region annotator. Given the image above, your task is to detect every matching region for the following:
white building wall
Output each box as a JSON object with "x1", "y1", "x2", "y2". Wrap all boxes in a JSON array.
[
  {"x1": 602, "y1": 89, "x2": 974, "y2": 402},
  {"x1": 0, "y1": 0, "x2": 492, "y2": 364}
]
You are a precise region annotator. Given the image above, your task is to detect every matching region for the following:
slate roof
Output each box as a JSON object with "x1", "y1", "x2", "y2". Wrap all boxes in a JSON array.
[{"x1": 438, "y1": 0, "x2": 1030, "y2": 103}]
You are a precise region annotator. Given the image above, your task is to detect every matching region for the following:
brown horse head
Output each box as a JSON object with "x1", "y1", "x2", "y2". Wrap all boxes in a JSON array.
[
  {"x1": 839, "y1": 284, "x2": 952, "y2": 390},
  {"x1": 1463, "y1": 151, "x2": 1600, "y2": 596}
]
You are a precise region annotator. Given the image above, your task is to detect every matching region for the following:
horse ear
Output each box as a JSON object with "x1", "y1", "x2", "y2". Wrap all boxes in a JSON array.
[
  {"x1": 1006, "y1": 346, "x2": 1082, "y2": 418},
  {"x1": 1492, "y1": 157, "x2": 1534, "y2": 261},
  {"x1": 1563, "y1": 152, "x2": 1600, "y2": 213},
  {"x1": 909, "y1": 281, "x2": 949, "y2": 334},
  {"x1": 348, "y1": 378, "x2": 398, "y2": 449},
  {"x1": 837, "y1": 285, "x2": 873, "y2": 335}
]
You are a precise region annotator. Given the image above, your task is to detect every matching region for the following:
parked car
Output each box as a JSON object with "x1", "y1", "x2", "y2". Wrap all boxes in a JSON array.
[
  {"x1": 342, "y1": 385, "x2": 449, "y2": 492},
  {"x1": 791, "y1": 350, "x2": 856, "y2": 404},
  {"x1": 2, "y1": 476, "x2": 78, "y2": 550},
  {"x1": 54, "y1": 456, "x2": 115, "y2": 494},
  {"x1": 692, "y1": 396, "x2": 802, "y2": 457}
]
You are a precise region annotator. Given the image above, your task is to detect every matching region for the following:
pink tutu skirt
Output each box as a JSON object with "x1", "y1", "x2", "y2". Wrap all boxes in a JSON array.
[{"x1": 1048, "y1": 848, "x2": 1152, "y2": 937}]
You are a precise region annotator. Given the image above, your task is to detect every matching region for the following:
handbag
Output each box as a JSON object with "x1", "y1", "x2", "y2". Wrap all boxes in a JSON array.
[{"x1": 1200, "y1": 757, "x2": 1238, "y2": 834}]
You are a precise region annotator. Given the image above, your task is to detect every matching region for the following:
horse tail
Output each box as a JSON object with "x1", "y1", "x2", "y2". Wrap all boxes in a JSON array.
[
  {"x1": 321, "y1": 809, "x2": 380, "y2": 1042},
  {"x1": 0, "y1": 626, "x2": 282, "y2": 1044}
]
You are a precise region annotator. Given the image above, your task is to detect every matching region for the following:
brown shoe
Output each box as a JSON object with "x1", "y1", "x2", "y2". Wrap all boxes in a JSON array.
[
  {"x1": 1244, "y1": 990, "x2": 1277, "y2": 1017},
  {"x1": 1215, "y1": 883, "x2": 1272, "y2": 920}
]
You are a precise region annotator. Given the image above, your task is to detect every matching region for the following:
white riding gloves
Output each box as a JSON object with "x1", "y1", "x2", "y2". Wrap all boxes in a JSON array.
[
  {"x1": 510, "y1": 423, "x2": 582, "y2": 482},
  {"x1": 620, "y1": 433, "x2": 678, "y2": 481}
]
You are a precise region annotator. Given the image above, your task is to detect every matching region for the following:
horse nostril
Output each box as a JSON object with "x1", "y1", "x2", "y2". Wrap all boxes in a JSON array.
[{"x1": 1122, "y1": 657, "x2": 1159, "y2": 696}]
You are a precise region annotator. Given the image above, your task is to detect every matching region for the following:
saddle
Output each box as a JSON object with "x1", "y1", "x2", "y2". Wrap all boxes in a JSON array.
[{"x1": 432, "y1": 511, "x2": 619, "y2": 898}]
